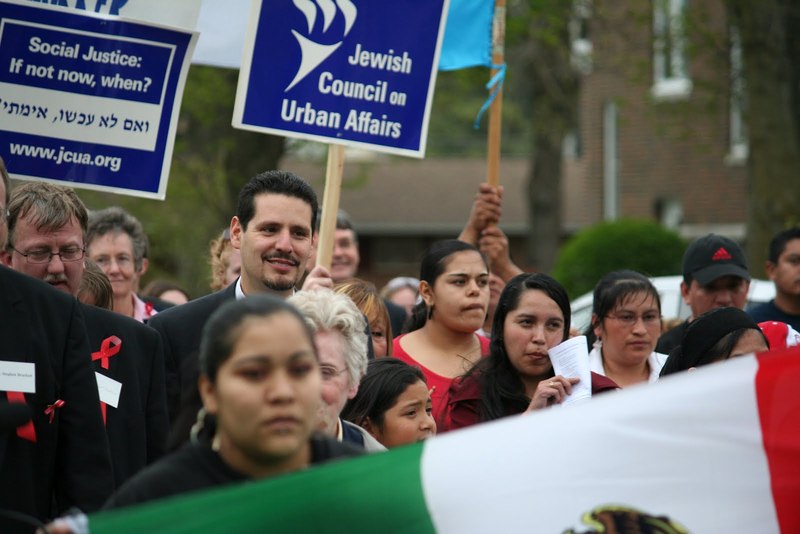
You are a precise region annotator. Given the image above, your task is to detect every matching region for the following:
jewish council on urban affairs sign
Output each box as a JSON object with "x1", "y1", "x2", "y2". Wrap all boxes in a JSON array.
[{"x1": 233, "y1": 0, "x2": 448, "y2": 158}]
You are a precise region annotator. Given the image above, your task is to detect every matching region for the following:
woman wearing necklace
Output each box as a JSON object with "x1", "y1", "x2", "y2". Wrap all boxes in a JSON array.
[
  {"x1": 393, "y1": 240, "x2": 491, "y2": 429},
  {"x1": 588, "y1": 270, "x2": 667, "y2": 386}
]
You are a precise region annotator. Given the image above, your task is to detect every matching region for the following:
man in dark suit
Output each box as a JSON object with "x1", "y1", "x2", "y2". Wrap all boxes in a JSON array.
[
  {"x1": 0, "y1": 159, "x2": 113, "y2": 528},
  {"x1": 149, "y1": 170, "x2": 320, "y2": 442},
  {"x1": 2, "y1": 181, "x2": 168, "y2": 489}
]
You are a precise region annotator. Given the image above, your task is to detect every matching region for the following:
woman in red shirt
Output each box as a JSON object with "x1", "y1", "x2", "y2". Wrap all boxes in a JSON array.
[{"x1": 392, "y1": 240, "x2": 491, "y2": 429}]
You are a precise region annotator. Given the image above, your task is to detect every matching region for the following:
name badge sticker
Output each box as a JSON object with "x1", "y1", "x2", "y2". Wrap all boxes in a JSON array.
[
  {"x1": 0, "y1": 361, "x2": 36, "y2": 394},
  {"x1": 95, "y1": 372, "x2": 122, "y2": 408}
]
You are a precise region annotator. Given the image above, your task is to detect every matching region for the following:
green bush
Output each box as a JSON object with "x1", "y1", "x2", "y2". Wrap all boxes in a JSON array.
[{"x1": 551, "y1": 219, "x2": 687, "y2": 298}]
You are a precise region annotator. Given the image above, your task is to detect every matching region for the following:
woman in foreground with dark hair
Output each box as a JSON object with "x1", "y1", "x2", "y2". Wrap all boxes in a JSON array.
[
  {"x1": 104, "y1": 295, "x2": 362, "y2": 509},
  {"x1": 341, "y1": 358, "x2": 436, "y2": 448},
  {"x1": 444, "y1": 273, "x2": 618, "y2": 432}
]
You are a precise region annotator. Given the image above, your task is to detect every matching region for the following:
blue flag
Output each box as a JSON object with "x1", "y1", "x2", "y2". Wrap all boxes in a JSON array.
[{"x1": 438, "y1": 0, "x2": 493, "y2": 71}]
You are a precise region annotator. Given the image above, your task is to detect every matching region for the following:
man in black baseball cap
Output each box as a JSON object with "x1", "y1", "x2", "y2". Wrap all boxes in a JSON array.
[{"x1": 656, "y1": 234, "x2": 751, "y2": 354}]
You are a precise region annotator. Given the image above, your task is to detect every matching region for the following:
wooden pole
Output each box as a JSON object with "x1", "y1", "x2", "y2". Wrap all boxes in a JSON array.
[
  {"x1": 315, "y1": 143, "x2": 345, "y2": 270},
  {"x1": 486, "y1": 0, "x2": 506, "y2": 187}
]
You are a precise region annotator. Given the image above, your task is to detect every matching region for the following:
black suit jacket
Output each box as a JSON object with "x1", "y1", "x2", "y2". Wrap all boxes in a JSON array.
[
  {"x1": 0, "y1": 267, "x2": 113, "y2": 526},
  {"x1": 148, "y1": 284, "x2": 236, "y2": 424},
  {"x1": 80, "y1": 304, "x2": 168, "y2": 488}
]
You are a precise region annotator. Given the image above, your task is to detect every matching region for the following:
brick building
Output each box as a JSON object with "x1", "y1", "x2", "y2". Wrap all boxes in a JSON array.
[{"x1": 569, "y1": 0, "x2": 748, "y2": 238}]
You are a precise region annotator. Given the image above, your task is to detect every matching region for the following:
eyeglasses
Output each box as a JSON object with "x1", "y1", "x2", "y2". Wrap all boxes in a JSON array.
[
  {"x1": 320, "y1": 364, "x2": 348, "y2": 381},
  {"x1": 606, "y1": 312, "x2": 661, "y2": 328},
  {"x1": 94, "y1": 255, "x2": 134, "y2": 269},
  {"x1": 11, "y1": 245, "x2": 85, "y2": 264}
]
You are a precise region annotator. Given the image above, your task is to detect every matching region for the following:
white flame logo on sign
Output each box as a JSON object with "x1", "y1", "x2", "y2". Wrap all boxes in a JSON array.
[{"x1": 287, "y1": 0, "x2": 357, "y2": 91}]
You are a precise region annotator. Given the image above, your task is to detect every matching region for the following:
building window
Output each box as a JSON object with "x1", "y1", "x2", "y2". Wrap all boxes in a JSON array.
[
  {"x1": 727, "y1": 26, "x2": 748, "y2": 164},
  {"x1": 563, "y1": 108, "x2": 582, "y2": 159},
  {"x1": 655, "y1": 197, "x2": 683, "y2": 229},
  {"x1": 570, "y1": 0, "x2": 593, "y2": 75},
  {"x1": 651, "y1": 0, "x2": 692, "y2": 100}
]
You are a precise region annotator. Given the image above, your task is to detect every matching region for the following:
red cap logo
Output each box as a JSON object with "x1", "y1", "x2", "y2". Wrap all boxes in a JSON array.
[{"x1": 711, "y1": 247, "x2": 732, "y2": 261}]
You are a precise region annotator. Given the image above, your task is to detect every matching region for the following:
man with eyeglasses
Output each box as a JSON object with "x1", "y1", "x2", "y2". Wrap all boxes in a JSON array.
[
  {"x1": 656, "y1": 234, "x2": 752, "y2": 354},
  {"x1": 2, "y1": 181, "x2": 168, "y2": 491},
  {"x1": 0, "y1": 158, "x2": 113, "y2": 527}
]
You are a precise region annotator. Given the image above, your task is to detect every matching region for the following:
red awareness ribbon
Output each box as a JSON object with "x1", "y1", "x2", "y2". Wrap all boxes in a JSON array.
[
  {"x1": 91, "y1": 335, "x2": 122, "y2": 424},
  {"x1": 6, "y1": 391, "x2": 36, "y2": 442},
  {"x1": 45, "y1": 399, "x2": 66, "y2": 423}
]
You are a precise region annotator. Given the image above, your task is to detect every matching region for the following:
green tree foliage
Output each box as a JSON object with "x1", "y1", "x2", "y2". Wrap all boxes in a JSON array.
[
  {"x1": 427, "y1": 68, "x2": 529, "y2": 156},
  {"x1": 551, "y1": 219, "x2": 686, "y2": 297}
]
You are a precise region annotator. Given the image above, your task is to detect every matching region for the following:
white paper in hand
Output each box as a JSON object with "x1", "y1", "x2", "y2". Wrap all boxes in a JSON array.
[{"x1": 548, "y1": 336, "x2": 592, "y2": 405}]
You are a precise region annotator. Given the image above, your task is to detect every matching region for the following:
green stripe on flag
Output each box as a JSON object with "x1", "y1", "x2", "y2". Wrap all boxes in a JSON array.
[{"x1": 89, "y1": 443, "x2": 435, "y2": 533}]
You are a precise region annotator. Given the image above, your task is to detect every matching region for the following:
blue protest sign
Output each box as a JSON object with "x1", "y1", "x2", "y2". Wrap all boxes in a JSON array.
[
  {"x1": 233, "y1": 0, "x2": 449, "y2": 158},
  {"x1": 0, "y1": 0, "x2": 196, "y2": 199}
]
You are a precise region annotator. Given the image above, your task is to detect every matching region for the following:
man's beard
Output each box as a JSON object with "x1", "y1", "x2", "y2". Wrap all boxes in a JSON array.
[
  {"x1": 264, "y1": 276, "x2": 297, "y2": 292},
  {"x1": 262, "y1": 252, "x2": 301, "y2": 292}
]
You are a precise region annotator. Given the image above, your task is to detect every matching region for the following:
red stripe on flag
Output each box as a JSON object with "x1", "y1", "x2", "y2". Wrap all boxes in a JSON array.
[{"x1": 756, "y1": 347, "x2": 800, "y2": 532}]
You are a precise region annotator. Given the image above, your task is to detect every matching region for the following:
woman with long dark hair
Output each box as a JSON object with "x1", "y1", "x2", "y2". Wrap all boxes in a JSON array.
[{"x1": 445, "y1": 273, "x2": 618, "y2": 432}]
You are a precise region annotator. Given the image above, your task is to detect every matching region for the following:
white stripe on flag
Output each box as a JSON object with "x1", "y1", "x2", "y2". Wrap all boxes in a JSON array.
[{"x1": 420, "y1": 355, "x2": 779, "y2": 533}]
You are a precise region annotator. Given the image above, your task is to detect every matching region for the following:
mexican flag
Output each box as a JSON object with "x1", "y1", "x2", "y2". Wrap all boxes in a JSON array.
[{"x1": 90, "y1": 348, "x2": 800, "y2": 533}]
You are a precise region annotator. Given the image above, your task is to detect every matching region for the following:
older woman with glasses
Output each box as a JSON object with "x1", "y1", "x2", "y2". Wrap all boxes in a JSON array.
[
  {"x1": 589, "y1": 270, "x2": 667, "y2": 386},
  {"x1": 86, "y1": 207, "x2": 155, "y2": 322},
  {"x1": 289, "y1": 289, "x2": 384, "y2": 452}
]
